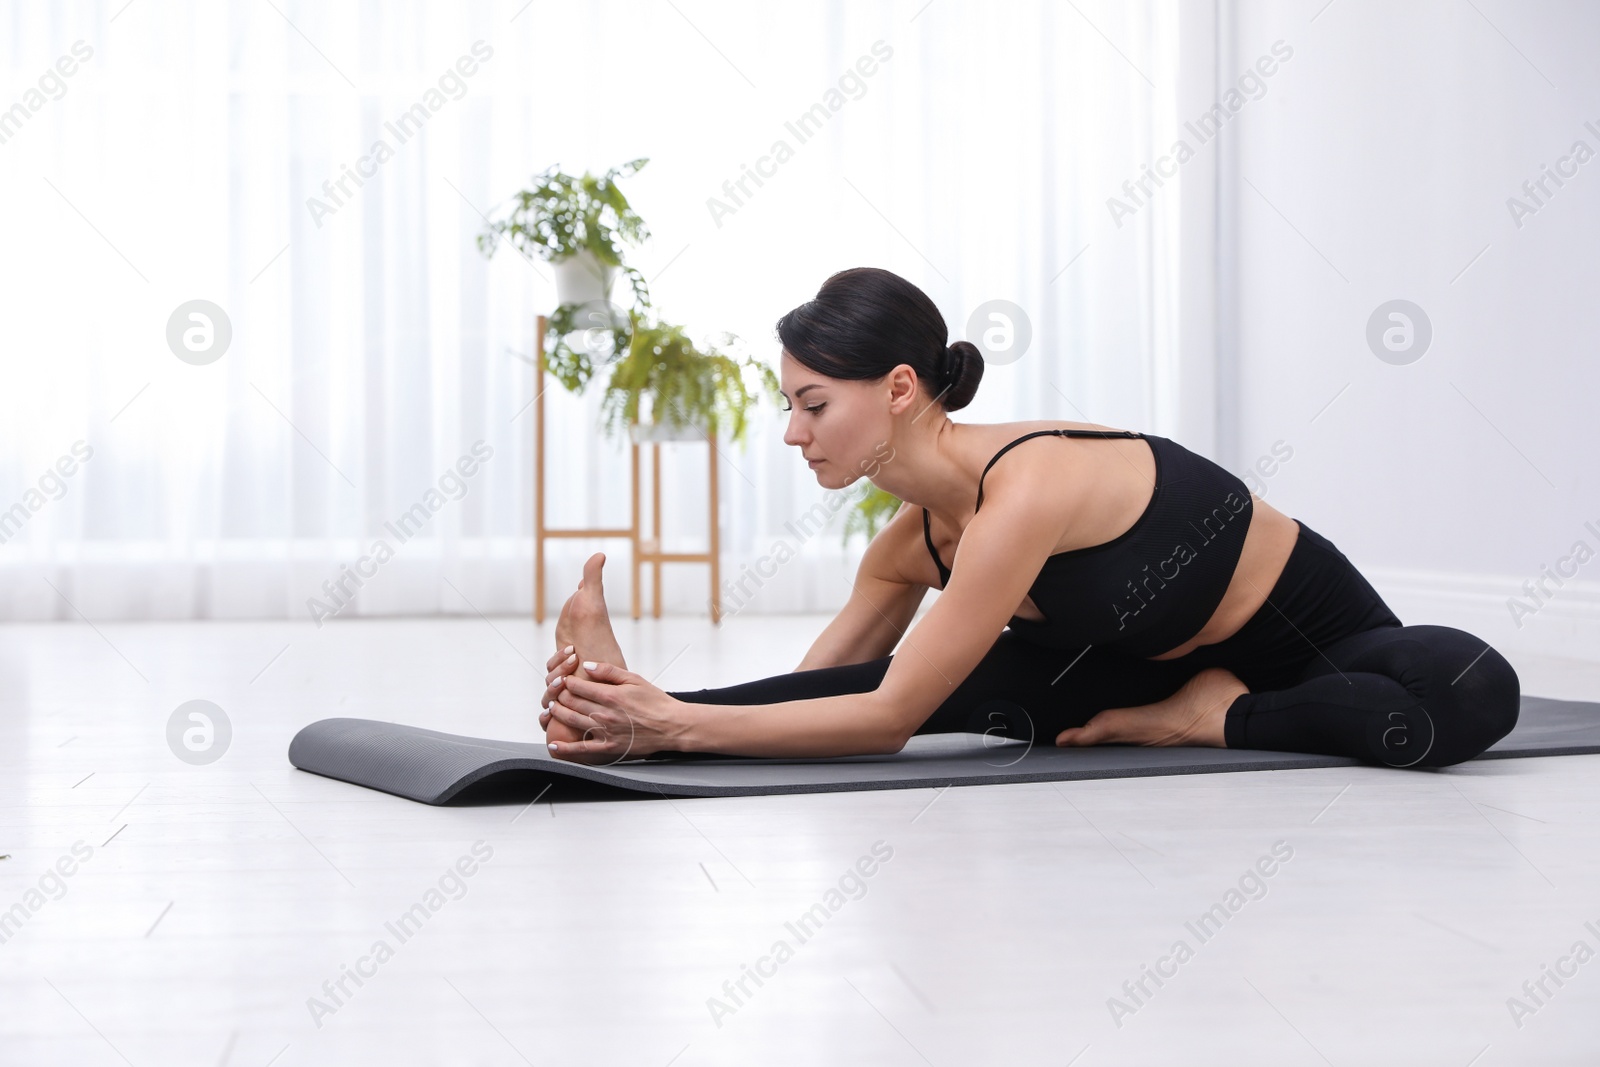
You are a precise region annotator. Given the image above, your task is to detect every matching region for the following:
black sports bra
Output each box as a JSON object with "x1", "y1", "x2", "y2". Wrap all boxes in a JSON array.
[{"x1": 921, "y1": 428, "x2": 1253, "y2": 658}]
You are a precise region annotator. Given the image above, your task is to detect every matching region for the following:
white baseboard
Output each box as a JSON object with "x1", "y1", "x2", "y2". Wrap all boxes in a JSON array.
[{"x1": 1367, "y1": 566, "x2": 1600, "y2": 666}]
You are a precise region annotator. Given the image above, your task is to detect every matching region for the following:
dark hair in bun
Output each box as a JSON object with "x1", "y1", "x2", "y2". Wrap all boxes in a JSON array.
[{"x1": 775, "y1": 267, "x2": 984, "y2": 412}]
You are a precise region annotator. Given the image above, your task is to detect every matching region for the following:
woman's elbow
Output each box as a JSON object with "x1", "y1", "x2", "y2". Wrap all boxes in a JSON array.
[
  {"x1": 868, "y1": 692, "x2": 920, "y2": 755},
  {"x1": 872, "y1": 730, "x2": 909, "y2": 756}
]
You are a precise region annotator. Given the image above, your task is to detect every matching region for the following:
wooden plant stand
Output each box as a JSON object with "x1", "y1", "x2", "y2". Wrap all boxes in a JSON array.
[{"x1": 531, "y1": 314, "x2": 722, "y2": 625}]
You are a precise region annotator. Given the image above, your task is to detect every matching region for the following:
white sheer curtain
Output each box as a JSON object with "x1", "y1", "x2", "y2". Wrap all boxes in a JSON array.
[{"x1": 0, "y1": 0, "x2": 1198, "y2": 621}]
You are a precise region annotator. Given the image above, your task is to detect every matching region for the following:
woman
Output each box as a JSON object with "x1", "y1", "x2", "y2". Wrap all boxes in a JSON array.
[{"x1": 538, "y1": 267, "x2": 1520, "y2": 768}]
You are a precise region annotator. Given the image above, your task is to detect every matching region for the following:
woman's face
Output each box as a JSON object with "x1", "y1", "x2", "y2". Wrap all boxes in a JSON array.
[{"x1": 779, "y1": 351, "x2": 890, "y2": 488}]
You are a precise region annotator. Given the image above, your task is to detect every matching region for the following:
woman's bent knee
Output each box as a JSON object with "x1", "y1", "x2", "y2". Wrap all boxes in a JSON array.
[{"x1": 1420, "y1": 635, "x2": 1520, "y2": 767}]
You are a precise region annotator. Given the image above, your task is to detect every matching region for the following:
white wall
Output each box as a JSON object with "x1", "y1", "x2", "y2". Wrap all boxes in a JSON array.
[{"x1": 1223, "y1": 0, "x2": 1600, "y2": 662}]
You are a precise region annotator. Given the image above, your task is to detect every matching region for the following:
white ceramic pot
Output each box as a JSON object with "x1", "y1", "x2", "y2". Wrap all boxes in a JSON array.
[
  {"x1": 628, "y1": 420, "x2": 710, "y2": 444},
  {"x1": 551, "y1": 248, "x2": 618, "y2": 309}
]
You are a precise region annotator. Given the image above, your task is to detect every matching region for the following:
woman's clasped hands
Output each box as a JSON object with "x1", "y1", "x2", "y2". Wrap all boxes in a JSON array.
[{"x1": 540, "y1": 646, "x2": 689, "y2": 764}]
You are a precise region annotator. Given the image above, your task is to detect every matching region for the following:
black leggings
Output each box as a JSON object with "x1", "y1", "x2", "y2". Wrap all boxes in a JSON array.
[{"x1": 666, "y1": 521, "x2": 1522, "y2": 769}]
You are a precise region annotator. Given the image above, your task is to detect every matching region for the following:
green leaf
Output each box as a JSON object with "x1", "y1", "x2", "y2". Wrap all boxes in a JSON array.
[
  {"x1": 842, "y1": 485, "x2": 902, "y2": 546},
  {"x1": 597, "y1": 310, "x2": 782, "y2": 449},
  {"x1": 475, "y1": 158, "x2": 653, "y2": 265}
]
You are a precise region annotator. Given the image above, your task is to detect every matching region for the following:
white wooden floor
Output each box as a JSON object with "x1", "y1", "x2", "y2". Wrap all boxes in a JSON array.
[{"x1": 3, "y1": 615, "x2": 1599, "y2": 1066}]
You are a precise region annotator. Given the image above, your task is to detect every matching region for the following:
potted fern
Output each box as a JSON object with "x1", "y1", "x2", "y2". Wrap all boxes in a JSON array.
[
  {"x1": 601, "y1": 309, "x2": 781, "y2": 447},
  {"x1": 842, "y1": 485, "x2": 903, "y2": 544},
  {"x1": 477, "y1": 158, "x2": 654, "y2": 391}
]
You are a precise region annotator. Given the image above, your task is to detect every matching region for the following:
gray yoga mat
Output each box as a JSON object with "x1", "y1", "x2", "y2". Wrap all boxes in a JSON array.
[{"x1": 286, "y1": 695, "x2": 1600, "y2": 804}]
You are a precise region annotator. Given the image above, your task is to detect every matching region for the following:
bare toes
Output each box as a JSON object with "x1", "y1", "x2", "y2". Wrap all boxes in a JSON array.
[{"x1": 1057, "y1": 711, "x2": 1119, "y2": 746}]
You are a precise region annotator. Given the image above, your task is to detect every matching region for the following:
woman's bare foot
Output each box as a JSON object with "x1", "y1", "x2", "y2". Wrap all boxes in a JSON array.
[
  {"x1": 1055, "y1": 667, "x2": 1248, "y2": 748},
  {"x1": 553, "y1": 552, "x2": 628, "y2": 675}
]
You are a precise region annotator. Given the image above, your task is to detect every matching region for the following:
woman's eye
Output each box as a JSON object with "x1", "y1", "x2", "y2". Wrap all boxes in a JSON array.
[{"x1": 805, "y1": 404, "x2": 825, "y2": 414}]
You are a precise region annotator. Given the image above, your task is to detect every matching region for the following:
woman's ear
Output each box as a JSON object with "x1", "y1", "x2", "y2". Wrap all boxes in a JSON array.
[{"x1": 886, "y1": 363, "x2": 923, "y2": 414}]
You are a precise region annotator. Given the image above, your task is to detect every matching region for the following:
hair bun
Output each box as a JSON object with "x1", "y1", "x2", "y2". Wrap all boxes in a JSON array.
[
  {"x1": 942, "y1": 339, "x2": 984, "y2": 412},
  {"x1": 773, "y1": 267, "x2": 985, "y2": 415}
]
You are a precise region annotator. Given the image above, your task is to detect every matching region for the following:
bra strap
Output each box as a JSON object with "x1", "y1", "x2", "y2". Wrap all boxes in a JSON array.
[
  {"x1": 921, "y1": 507, "x2": 950, "y2": 585},
  {"x1": 976, "y1": 428, "x2": 1141, "y2": 510}
]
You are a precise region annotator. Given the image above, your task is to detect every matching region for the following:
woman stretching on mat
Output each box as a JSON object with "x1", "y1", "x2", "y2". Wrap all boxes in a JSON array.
[{"x1": 537, "y1": 267, "x2": 1520, "y2": 768}]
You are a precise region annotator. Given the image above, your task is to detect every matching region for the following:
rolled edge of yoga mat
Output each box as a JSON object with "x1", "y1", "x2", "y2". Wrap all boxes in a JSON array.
[{"x1": 288, "y1": 717, "x2": 596, "y2": 805}]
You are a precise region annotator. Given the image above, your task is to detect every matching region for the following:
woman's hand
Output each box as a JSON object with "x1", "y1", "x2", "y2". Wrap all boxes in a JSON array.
[
  {"x1": 540, "y1": 645, "x2": 587, "y2": 748},
  {"x1": 541, "y1": 645, "x2": 577, "y2": 716},
  {"x1": 546, "y1": 660, "x2": 688, "y2": 764}
]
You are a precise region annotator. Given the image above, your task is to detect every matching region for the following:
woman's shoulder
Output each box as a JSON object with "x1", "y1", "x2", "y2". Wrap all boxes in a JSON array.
[
  {"x1": 967, "y1": 419, "x2": 1153, "y2": 543},
  {"x1": 973, "y1": 417, "x2": 1141, "y2": 445},
  {"x1": 866, "y1": 420, "x2": 1149, "y2": 588},
  {"x1": 968, "y1": 418, "x2": 1140, "y2": 485}
]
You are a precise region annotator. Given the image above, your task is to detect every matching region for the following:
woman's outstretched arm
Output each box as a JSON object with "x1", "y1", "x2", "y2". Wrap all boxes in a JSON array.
[
  {"x1": 793, "y1": 502, "x2": 929, "y2": 672},
  {"x1": 549, "y1": 460, "x2": 1076, "y2": 761}
]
